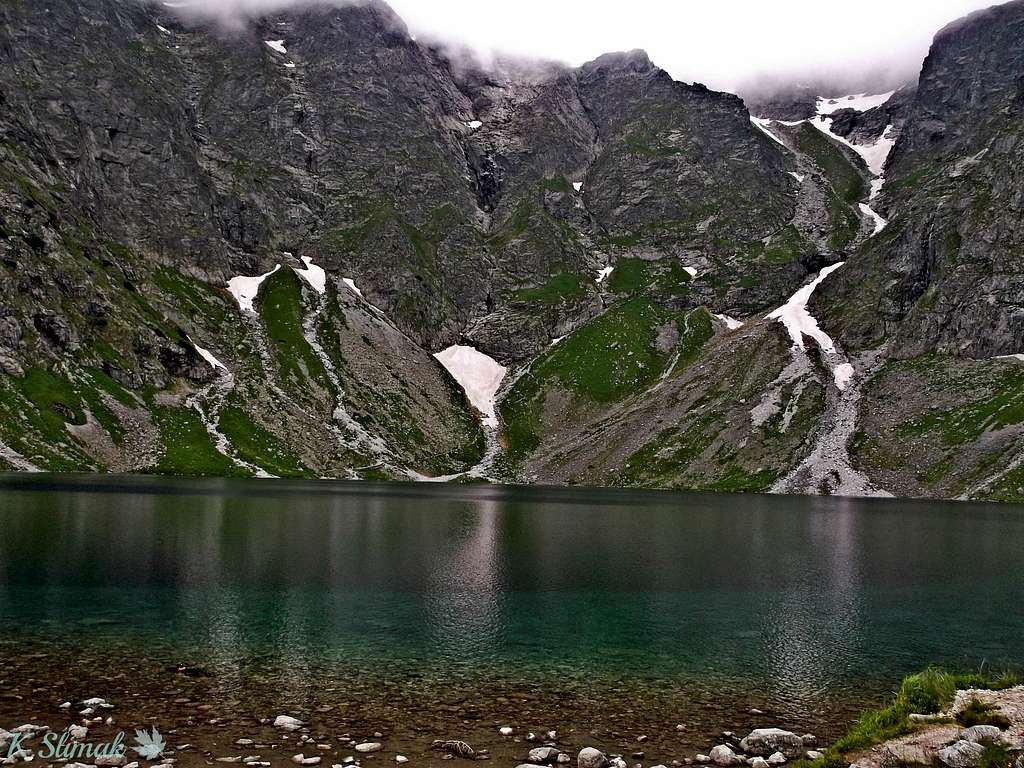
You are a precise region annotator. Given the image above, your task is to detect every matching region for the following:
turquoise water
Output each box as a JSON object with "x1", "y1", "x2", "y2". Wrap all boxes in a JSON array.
[{"x1": 0, "y1": 475, "x2": 1022, "y2": 737}]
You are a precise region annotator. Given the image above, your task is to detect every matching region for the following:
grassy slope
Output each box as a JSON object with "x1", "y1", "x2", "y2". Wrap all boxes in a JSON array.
[
  {"x1": 500, "y1": 299, "x2": 714, "y2": 464},
  {"x1": 799, "y1": 668, "x2": 1020, "y2": 768}
]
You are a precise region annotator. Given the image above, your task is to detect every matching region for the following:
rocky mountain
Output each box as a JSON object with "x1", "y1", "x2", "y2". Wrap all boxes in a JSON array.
[{"x1": 1, "y1": 0, "x2": 1022, "y2": 501}]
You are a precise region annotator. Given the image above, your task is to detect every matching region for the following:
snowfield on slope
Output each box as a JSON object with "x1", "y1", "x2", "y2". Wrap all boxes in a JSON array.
[
  {"x1": 434, "y1": 346, "x2": 507, "y2": 428},
  {"x1": 294, "y1": 256, "x2": 327, "y2": 294},
  {"x1": 767, "y1": 263, "x2": 845, "y2": 353},
  {"x1": 227, "y1": 265, "x2": 281, "y2": 313}
]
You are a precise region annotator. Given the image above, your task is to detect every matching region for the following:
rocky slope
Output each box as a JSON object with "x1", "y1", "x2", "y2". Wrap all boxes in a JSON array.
[{"x1": 1, "y1": 0, "x2": 1023, "y2": 500}]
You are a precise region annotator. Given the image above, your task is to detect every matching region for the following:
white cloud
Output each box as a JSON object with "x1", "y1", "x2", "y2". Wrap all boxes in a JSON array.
[{"x1": 159, "y1": 0, "x2": 999, "y2": 93}]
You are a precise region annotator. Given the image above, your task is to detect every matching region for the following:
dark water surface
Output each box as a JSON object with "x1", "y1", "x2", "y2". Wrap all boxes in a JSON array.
[{"x1": 0, "y1": 475, "x2": 1022, "y2": 761}]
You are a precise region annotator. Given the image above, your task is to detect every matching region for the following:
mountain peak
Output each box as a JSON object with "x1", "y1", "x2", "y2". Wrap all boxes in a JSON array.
[{"x1": 580, "y1": 49, "x2": 656, "y2": 76}]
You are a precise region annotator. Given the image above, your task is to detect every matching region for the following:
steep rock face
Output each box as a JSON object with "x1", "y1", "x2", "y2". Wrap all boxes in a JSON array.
[{"x1": 817, "y1": 0, "x2": 1024, "y2": 359}]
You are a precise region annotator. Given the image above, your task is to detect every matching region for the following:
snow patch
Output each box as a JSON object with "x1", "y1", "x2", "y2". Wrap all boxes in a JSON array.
[
  {"x1": 284, "y1": 62, "x2": 296, "y2": 69},
  {"x1": 189, "y1": 337, "x2": 228, "y2": 372},
  {"x1": 816, "y1": 91, "x2": 895, "y2": 115},
  {"x1": 227, "y1": 265, "x2": 280, "y2": 314},
  {"x1": 467, "y1": 120, "x2": 483, "y2": 130},
  {"x1": 767, "y1": 263, "x2": 845, "y2": 353},
  {"x1": 809, "y1": 115, "x2": 896, "y2": 198},
  {"x1": 995, "y1": 354, "x2": 1024, "y2": 363},
  {"x1": 550, "y1": 335, "x2": 566, "y2": 347},
  {"x1": 683, "y1": 266, "x2": 698, "y2": 278},
  {"x1": 858, "y1": 203, "x2": 888, "y2": 235},
  {"x1": 596, "y1": 266, "x2": 614, "y2": 283},
  {"x1": 265, "y1": 40, "x2": 287, "y2": 54},
  {"x1": 434, "y1": 346, "x2": 507, "y2": 429},
  {"x1": 789, "y1": 171, "x2": 805, "y2": 183},
  {"x1": 573, "y1": 181, "x2": 584, "y2": 192},
  {"x1": 293, "y1": 256, "x2": 327, "y2": 294},
  {"x1": 713, "y1": 314, "x2": 744, "y2": 330},
  {"x1": 833, "y1": 363, "x2": 855, "y2": 391},
  {"x1": 750, "y1": 116, "x2": 787, "y2": 147},
  {"x1": 156, "y1": 24, "x2": 170, "y2": 34},
  {"x1": 342, "y1": 278, "x2": 363, "y2": 297}
]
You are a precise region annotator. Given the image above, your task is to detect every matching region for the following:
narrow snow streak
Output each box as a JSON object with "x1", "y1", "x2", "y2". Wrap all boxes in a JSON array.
[
  {"x1": 188, "y1": 337, "x2": 228, "y2": 372},
  {"x1": 342, "y1": 278, "x2": 363, "y2": 297},
  {"x1": 767, "y1": 263, "x2": 845, "y2": 353},
  {"x1": 858, "y1": 203, "x2": 888, "y2": 235},
  {"x1": 434, "y1": 345, "x2": 507, "y2": 429},
  {"x1": 293, "y1": 256, "x2": 327, "y2": 295},
  {"x1": 265, "y1": 40, "x2": 287, "y2": 54},
  {"x1": 750, "y1": 116, "x2": 787, "y2": 147},
  {"x1": 789, "y1": 171, "x2": 805, "y2": 183},
  {"x1": 227, "y1": 265, "x2": 280, "y2": 314}
]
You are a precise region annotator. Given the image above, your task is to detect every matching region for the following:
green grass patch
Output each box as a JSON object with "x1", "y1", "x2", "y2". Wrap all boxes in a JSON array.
[
  {"x1": 257, "y1": 267, "x2": 334, "y2": 397},
  {"x1": 819, "y1": 668, "x2": 1020, "y2": 759},
  {"x1": 607, "y1": 258, "x2": 694, "y2": 298},
  {"x1": 217, "y1": 404, "x2": 310, "y2": 478},
  {"x1": 150, "y1": 405, "x2": 245, "y2": 477},
  {"x1": 957, "y1": 699, "x2": 1011, "y2": 730},
  {"x1": 898, "y1": 366, "x2": 1024, "y2": 446},
  {"x1": 541, "y1": 175, "x2": 571, "y2": 193},
  {"x1": 513, "y1": 272, "x2": 588, "y2": 305},
  {"x1": 795, "y1": 122, "x2": 867, "y2": 203},
  {"x1": 500, "y1": 300, "x2": 702, "y2": 464},
  {"x1": 763, "y1": 225, "x2": 816, "y2": 265}
]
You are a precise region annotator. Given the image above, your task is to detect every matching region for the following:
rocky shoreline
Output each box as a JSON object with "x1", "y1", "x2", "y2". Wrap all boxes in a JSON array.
[{"x1": 3, "y1": 686, "x2": 1021, "y2": 768}]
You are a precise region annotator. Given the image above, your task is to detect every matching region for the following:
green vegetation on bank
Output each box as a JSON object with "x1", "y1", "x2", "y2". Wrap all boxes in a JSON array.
[{"x1": 798, "y1": 668, "x2": 1020, "y2": 768}]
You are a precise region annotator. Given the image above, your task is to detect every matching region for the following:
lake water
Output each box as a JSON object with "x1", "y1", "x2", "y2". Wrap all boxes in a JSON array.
[{"x1": 0, "y1": 475, "x2": 1022, "y2": 764}]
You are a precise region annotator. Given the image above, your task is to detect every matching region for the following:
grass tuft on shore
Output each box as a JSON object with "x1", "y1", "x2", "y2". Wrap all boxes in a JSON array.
[{"x1": 796, "y1": 667, "x2": 1020, "y2": 768}]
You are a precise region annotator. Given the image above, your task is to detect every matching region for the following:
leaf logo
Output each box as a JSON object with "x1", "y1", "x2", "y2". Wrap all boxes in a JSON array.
[{"x1": 132, "y1": 728, "x2": 166, "y2": 761}]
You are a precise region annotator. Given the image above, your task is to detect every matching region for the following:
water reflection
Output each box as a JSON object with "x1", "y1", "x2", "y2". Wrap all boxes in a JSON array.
[{"x1": 0, "y1": 475, "x2": 1022, "y2": 709}]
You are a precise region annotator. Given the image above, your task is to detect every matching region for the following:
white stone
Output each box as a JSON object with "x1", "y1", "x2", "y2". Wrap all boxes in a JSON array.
[
  {"x1": 356, "y1": 743, "x2": 382, "y2": 754},
  {"x1": 395, "y1": 758, "x2": 408, "y2": 764},
  {"x1": 500, "y1": 727, "x2": 514, "y2": 737},
  {"x1": 767, "y1": 754, "x2": 787, "y2": 766},
  {"x1": 274, "y1": 716, "x2": 305, "y2": 732}
]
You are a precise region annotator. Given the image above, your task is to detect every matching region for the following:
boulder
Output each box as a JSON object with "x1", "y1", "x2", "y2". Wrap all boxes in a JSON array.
[
  {"x1": 578, "y1": 748, "x2": 609, "y2": 768},
  {"x1": 959, "y1": 726, "x2": 1005, "y2": 745},
  {"x1": 710, "y1": 745, "x2": 740, "y2": 767},
  {"x1": 881, "y1": 744, "x2": 930, "y2": 767},
  {"x1": 805, "y1": 753, "x2": 823, "y2": 761},
  {"x1": 750, "y1": 758, "x2": 769, "y2": 768},
  {"x1": 937, "y1": 740, "x2": 985, "y2": 768},
  {"x1": 530, "y1": 747, "x2": 562, "y2": 764},
  {"x1": 740, "y1": 731, "x2": 805, "y2": 759},
  {"x1": 355, "y1": 743, "x2": 383, "y2": 754},
  {"x1": 767, "y1": 753, "x2": 786, "y2": 766}
]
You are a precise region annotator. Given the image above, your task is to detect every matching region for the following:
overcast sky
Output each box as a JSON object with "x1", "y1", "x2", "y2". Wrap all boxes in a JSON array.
[
  {"x1": 384, "y1": 0, "x2": 994, "y2": 93},
  {"x1": 161, "y1": 0, "x2": 999, "y2": 95}
]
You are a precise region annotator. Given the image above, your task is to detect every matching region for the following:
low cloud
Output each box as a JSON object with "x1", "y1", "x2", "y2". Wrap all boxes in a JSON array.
[{"x1": 155, "y1": 0, "x2": 999, "y2": 96}]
